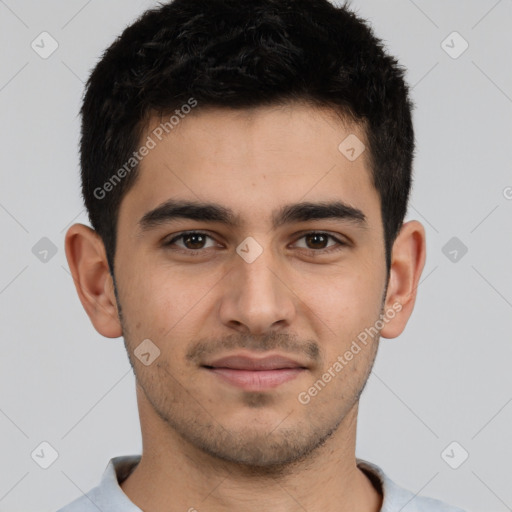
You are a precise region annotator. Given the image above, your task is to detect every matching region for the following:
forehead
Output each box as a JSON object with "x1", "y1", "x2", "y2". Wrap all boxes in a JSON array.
[{"x1": 119, "y1": 102, "x2": 380, "y2": 229}]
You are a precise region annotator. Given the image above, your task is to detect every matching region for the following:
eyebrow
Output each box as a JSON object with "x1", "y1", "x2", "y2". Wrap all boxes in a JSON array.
[{"x1": 137, "y1": 199, "x2": 367, "y2": 234}]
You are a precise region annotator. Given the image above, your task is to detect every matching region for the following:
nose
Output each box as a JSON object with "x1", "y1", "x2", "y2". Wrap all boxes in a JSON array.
[{"x1": 218, "y1": 244, "x2": 296, "y2": 335}]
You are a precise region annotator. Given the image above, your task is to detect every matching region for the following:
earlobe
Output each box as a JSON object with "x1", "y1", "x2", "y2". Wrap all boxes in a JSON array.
[
  {"x1": 380, "y1": 220, "x2": 426, "y2": 339},
  {"x1": 64, "y1": 223, "x2": 123, "y2": 338}
]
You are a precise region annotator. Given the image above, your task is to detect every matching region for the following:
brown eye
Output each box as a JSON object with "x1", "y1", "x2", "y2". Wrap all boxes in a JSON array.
[
  {"x1": 164, "y1": 231, "x2": 217, "y2": 251},
  {"x1": 305, "y1": 233, "x2": 329, "y2": 249},
  {"x1": 182, "y1": 232, "x2": 207, "y2": 249},
  {"x1": 292, "y1": 232, "x2": 347, "y2": 254}
]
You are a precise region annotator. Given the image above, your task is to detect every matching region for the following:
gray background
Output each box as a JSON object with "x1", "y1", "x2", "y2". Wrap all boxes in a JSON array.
[{"x1": 1, "y1": 1, "x2": 511, "y2": 511}]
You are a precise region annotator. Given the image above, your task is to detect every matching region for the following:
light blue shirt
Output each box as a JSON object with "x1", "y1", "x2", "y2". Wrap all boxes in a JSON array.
[{"x1": 56, "y1": 455, "x2": 466, "y2": 512}]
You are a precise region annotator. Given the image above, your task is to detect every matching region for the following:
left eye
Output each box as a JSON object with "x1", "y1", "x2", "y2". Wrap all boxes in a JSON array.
[{"x1": 292, "y1": 232, "x2": 344, "y2": 251}]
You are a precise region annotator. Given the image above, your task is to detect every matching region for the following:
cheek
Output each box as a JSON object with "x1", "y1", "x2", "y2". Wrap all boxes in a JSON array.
[
  {"x1": 118, "y1": 264, "x2": 217, "y2": 351},
  {"x1": 294, "y1": 267, "x2": 383, "y2": 331},
  {"x1": 114, "y1": 263, "x2": 167, "y2": 343}
]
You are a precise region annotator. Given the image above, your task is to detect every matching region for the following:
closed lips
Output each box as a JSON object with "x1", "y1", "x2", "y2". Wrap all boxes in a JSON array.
[{"x1": 202, "y1": 354, "x2": 307, "y2": 371}]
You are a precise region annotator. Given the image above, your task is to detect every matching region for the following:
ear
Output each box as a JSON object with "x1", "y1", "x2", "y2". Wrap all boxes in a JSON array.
[
  {"x1": 64, "y1": 223, "x2": 123, "y2": 338},
  {"x1": 380, "y1": 220, "x2": 426, "y2": 339}
]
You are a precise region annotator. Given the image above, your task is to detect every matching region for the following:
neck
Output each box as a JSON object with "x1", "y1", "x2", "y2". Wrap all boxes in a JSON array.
[{"x1": 120, "y1": 387, "x2": 382, "y2": 512}]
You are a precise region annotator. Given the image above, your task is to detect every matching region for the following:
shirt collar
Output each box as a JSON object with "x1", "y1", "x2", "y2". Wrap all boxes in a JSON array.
[{"x1": 98, "y1": 455, "x2": 418, "y2": 511}]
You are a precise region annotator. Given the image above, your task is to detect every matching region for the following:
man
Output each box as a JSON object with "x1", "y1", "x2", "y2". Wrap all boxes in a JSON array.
[{"x1": 58, "y1": 0, "x2": 466, "y2": 510}]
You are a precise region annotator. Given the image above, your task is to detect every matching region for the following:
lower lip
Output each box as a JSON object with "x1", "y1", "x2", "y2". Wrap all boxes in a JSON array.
[{"x1": 205, "y1": 367, "x2": 305, "y2": 391}]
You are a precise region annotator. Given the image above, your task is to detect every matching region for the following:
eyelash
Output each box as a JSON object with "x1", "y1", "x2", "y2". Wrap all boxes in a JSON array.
[{"x1": 163, "y1": 230, "x2": 348, "y2": 256}]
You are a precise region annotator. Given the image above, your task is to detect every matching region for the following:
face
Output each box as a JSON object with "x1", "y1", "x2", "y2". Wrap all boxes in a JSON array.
[{"x1": 104, "y1": 103, "x2": 394, "y2": 467}]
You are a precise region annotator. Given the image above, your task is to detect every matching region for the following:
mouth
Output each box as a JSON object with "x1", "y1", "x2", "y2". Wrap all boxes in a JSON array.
[{"x1": 201, "y1": 353, "x2": 308, "y2": 391}]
